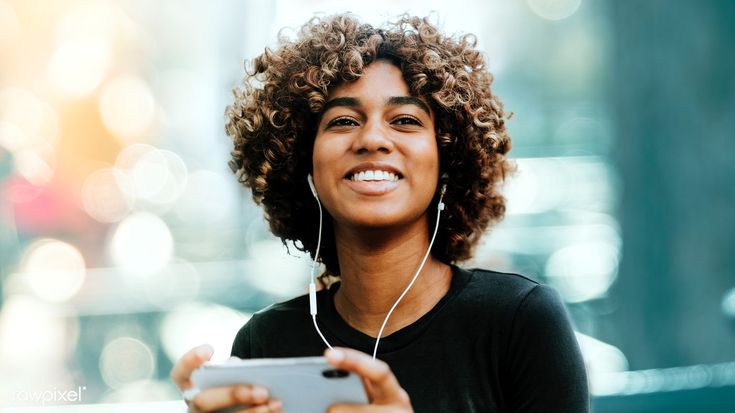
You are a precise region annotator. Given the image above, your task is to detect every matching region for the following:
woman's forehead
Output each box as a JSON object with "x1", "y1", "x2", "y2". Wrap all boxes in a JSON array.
[
  {"x1": 327, "y1": 61, "x2": 409, "y2": 98},
  {"x1": 322, "y1": 61, "x2": 432, "y2": 117}
]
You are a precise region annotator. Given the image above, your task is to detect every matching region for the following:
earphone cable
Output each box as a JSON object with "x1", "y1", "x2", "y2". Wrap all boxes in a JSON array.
[
  {"x1": 308, "y1": 176, "x2": 447, "y2": 358},
  {"x1": 309, "y1": 193, "x2": 332, "y2": 349},
  {"x1": 371, "y1": 189, "x2": 445, "y2": 359}
]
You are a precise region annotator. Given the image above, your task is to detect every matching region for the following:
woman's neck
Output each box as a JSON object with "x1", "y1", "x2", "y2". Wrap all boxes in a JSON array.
[{"x1": 332, "y1": 218, "x2": 452, "y2": 337}]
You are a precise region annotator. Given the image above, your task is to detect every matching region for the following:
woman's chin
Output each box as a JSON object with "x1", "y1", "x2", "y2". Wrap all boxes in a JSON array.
[{"x1": 333, "y1": 210, "x2": 429, "y2": 233}]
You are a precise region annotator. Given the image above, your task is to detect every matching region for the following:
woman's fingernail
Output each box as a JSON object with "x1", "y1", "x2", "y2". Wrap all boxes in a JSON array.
[
  {"x1": 252, "y1": 386, "x2": 268, "y2": 400},
  {"x1": 196, "y1": 344, "x2": 214, "y2": 358},
  {"x1": 269, "y1": 399, "x2": 283, "y2": 410}
]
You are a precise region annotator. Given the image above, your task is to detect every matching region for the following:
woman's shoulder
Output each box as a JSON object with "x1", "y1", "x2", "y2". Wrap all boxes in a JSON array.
[
  {"x1": 462, "y1": 266, "x2": 540, "y2": 290},
  {"x1": 231, "y1": 292, "x2": 319, "y2": 358},
  {"x1": 452, "y1": 266, "x2": 569, "y2": 326},
  {"x1": 455, "y1": 266, "x2": 544, "y2": 305},
  {"x1": 244, "y1": 291, "x2": 315, "y2": 329}
]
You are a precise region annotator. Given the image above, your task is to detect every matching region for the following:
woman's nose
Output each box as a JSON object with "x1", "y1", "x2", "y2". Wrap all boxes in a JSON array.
[{"x1": 351, "y1": 120, "x2": 394, "y2": 154}]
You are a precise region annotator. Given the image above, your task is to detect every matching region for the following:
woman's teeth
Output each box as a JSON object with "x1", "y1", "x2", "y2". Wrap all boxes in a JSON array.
[{"x1": 350, "y1": 170, "x2": 400, "y2": 182}]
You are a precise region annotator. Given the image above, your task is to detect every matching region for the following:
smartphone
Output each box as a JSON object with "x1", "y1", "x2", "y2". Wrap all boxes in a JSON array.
[{"x1": 191, "y1": 356, "x2": 368, "y2": 413}]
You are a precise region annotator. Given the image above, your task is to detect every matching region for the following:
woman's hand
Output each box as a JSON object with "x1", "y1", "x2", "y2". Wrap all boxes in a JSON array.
[
  {"x1": 170, "y1": 344, "x2": 282, "y2": 413},
  {"x1": 324, "y1": 347, "x2": 413, "y2": 412}
]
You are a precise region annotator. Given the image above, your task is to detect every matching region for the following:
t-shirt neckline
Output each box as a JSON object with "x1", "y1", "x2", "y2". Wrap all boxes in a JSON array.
[{"x1": 317, "y1": 264, "x2": 473, "y2": 356}]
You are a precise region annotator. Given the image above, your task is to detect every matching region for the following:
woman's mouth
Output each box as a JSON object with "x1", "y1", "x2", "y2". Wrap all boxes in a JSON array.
[
  {"x1": 343, "y1": 170, "x2": 402, "y2": 195},
  {"x1": 347, "y1": 170, "x2": 400, "y2": 182}
]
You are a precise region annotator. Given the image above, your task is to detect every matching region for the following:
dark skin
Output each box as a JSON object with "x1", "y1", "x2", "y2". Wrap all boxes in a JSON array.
[
  {"x1": 313, "y1": 61, "x2": 452, "y2": 340},
  {"x1": 172, "y1": 61, "x2": 451, "y2": 412}
]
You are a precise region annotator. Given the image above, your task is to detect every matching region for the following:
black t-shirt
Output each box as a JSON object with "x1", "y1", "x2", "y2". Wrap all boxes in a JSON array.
[{"x1": 230, "y1": 266, "x2": 590, "y2": 412}]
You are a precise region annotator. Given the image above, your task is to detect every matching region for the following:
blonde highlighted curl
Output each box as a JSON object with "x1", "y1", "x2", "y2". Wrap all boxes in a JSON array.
[{"x1": 226, "y1": 13, "x2": 513, "y2": 275}]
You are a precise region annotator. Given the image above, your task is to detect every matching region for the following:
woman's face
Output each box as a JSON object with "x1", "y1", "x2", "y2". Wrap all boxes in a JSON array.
[{"x1": 312, "y1": 60, "x2": 439, "y2": 231}]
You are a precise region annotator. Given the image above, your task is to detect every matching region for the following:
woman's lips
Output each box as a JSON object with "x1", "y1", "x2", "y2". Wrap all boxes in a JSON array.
[{"x1": 342, "y1": 178, "x2": 400, "y2": 195}]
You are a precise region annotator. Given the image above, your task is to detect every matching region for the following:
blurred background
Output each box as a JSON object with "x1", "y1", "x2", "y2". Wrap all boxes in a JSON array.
[{"x1": 0, "y1": 0, "x2": 733, "y2": 412}]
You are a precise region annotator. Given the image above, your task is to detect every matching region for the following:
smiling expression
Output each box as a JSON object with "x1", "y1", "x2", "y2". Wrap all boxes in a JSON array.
[{"x1": 311, "y1": 60, "x2": 440, "y2": 231}]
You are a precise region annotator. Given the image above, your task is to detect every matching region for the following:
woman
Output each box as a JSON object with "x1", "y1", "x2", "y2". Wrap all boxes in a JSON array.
[{"x1": 171, "y1": 13, "x2": 589, "y2": 412}]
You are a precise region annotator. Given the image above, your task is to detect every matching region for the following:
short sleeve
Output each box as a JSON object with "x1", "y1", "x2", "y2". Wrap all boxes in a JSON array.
[
  {"x1": 504, "y1": 284, "x2": 589, "y2": 413},
  {"x1": 230, "y1": 320, "x2": 253, "y2": 359}
]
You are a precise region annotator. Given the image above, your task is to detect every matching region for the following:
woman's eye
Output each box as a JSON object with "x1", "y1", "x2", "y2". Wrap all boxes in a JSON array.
[
  {"x1": 393, "y1": 116, "x2": 421, "y2": 126},
  {"x1": 327, "y1": 117, "x2": 358, "y2": 127}
]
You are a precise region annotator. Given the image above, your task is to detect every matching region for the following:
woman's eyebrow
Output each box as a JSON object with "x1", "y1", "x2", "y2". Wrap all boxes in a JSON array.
[
  {"x1": 321, "y1": 96, "x2": 431, "y2": 116},
  {"x1": 322, "y1": 97, "x2": 360, "y2": 113},
  {"x1": 387, "y1": 96, "x2": 431, "y2": 116}
]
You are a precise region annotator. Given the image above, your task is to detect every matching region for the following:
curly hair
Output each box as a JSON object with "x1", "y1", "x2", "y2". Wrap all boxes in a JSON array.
[{"x1": 225, "y1": 13, "x2": 513, "y2": 276}]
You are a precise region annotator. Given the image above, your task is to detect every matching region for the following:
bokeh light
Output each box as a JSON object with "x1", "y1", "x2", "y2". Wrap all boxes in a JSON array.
[
  {"x1": 0, "y1": 88, "x2": 59, "y2": 185},
  {"x1": 109, "y1": 212, "x2": 174, "y2": 277},
  {"x1": 560, "y1": 157, "x2": 617, "y2": 210},
  {"x1": 0, "y1": 88, "x2": 59, "y2": 150},
  {"x1": 14, "y1": 146, "x2": 56, "y2": 186},
  {"x1": 0, "y1": 296, "x2": 70, "y2": 367},
  {"x1": 99, "y1": 337, "x2": 155, "y2": 389},
  {"x1": 22, "y1": 238, "x2": 87, "y2": 302},
  {"x1": 0, "y1": 296, "x2": 80, "y2": 408},
  {"x1": 591, "y1": 362, "x2": 735, "y2": 397},
  {"x1": 0, "y1": 118, "x2": 26, "y2": 154},
  {"x1": 545, "y1": 241, "x2": 620, "y2": 302},
  {"x1": 504, "y1": 158, "x2": 564, "y2": 215},
  {"x1": 526, "y1": 0, "x2": 582, "y2": 20},
  {"x1": 54, "y1": 0, "x2": 119, "y2": 46},
  {"x1": 46, "y1": 39, "x2": 112, "y2": 98},
  {"x1": 721, "y1": 287, "x2": 735, "y2": 319},
  {"x1": 112, "y1": 144, "x2": 188, "y2": 210},
  {"x1": 160, "y1": 302, "x2": 251, "y2": 363},
  {"x1": 113, "y1": 143, "x2": 153, "y2": 204},
  {"x1": 130, "y1": 149, "x2": 188, "y2": 206},
  {"x1": 99, "y1": 75, "x2": 157, "y2": 144},
  {"x1": 247, "y1": 239, "x2": 311, "y2": 299},
  {"x1": 174, "y1": 170, "x2": 236, "y2": 225},
  {"x1": 81, "y1": 167, "x2": 135, "y2": 223},
  {"x1": 504, "y1": 157, "x2": 616, "y2": 216},
  {"x1": 576, "y1": 332, "x2": 629, "y2": 395}
]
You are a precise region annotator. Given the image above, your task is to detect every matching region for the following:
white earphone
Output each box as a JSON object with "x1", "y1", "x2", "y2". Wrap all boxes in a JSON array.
[
  {"x1": 306, "y1": 174, "x2": 331, "y2": 348},
  {"x1": 307, "y1": 173, "x2": 448, "y2": 358},
  {"x1": 307, "y1": 174, "x2": 318, "y2": 199}
]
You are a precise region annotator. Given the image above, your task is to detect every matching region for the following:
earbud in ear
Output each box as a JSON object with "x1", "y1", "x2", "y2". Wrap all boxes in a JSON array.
[
  {"x1": 439, "y1": 173, "x2": 449, "y2": 195},
  {"x1": 438, "y1": 173, "x2": 448, "y2": 211},
  {"x1": 307, "y1": 174, "x2": 318, "y2": 199}
]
